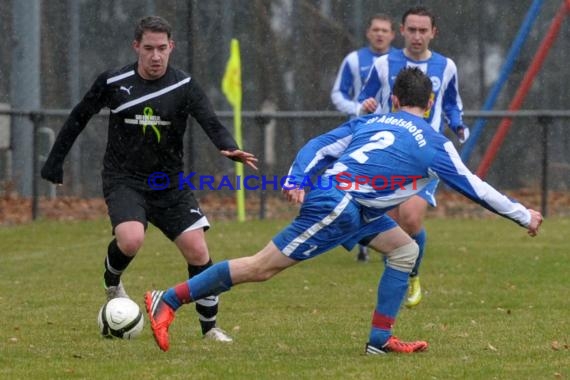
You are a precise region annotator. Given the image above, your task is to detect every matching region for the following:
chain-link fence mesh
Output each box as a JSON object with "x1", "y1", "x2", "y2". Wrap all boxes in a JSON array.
[{"x1": 1, "y1": 1, "x2": 569, "y2": 204}]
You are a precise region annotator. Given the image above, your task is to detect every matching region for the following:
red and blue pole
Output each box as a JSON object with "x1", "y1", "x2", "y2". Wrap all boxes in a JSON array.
[
  {"x1": 460, "y1": 0, "x2": 544, "y2": 163},
  {"x1": 476, "y1": 0, "x2": 570, "y2": 179}
]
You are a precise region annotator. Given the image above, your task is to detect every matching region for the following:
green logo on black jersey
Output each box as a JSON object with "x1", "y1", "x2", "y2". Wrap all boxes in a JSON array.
[{"x1": 142, "y1": 106, "x2": 161, "y2": 143}]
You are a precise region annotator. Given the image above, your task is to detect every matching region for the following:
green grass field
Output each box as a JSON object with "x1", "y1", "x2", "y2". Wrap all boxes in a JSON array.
[{"x1": 0, "y1": 216, "x2": 568, "y2": 379}]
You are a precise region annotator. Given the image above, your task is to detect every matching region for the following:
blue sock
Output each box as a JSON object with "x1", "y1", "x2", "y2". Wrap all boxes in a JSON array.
[
  {"x1": 410, "y1": 228, "x2": 427, "y2": 277},
  {"x1": 369, "y1": 266, "x2": 409, "y2": 347},
  {"x1": 162, "y1": 261, "x2": 233, "y2": 310}
]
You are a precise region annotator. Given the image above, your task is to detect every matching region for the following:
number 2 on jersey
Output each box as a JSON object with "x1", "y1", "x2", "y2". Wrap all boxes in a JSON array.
[{"x1": 349, "y1": 131, "x2": 395, "y2": 163}]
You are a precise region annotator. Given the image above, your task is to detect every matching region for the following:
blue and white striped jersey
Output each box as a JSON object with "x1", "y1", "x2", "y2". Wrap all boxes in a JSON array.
[
  {"x1": 331, "y1": 47, "x2": 395, "y2": 118},
  {"x1": 286, "y1": 111, "x2": 530, "y2": 227},
  {"x1": 357, "y1": 49, "x2": 463, "y2": 133}
]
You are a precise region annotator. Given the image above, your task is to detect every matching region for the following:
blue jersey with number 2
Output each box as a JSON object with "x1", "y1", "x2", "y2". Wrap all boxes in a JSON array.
[
  {"x1": 287, "y1": 111, "x2": 529, "y2": 220},
  {"x1": 275, "y1": 111, "x2": 529, "y2": 260}
]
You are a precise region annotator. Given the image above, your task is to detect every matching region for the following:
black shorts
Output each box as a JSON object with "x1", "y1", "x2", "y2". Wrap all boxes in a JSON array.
[{"x1": 104, "y1": 183, "x2": 210, "y2": 241}]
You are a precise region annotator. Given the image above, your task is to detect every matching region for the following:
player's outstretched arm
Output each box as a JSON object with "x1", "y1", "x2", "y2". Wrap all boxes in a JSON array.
[
  {"x1": 41, "y1": 105, "x2": 96, "y2": 184},
  {"x1": 41, "y1": 73, "x2": 107, "y2": 185},
  {"x1": 431, "y1": 141, "x2": 542, "y2": 234}
]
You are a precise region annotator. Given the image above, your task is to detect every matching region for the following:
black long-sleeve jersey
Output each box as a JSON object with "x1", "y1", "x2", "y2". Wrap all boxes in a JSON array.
[{"x1": 43, "y1": 63, "x2": 239, "y2": 189}]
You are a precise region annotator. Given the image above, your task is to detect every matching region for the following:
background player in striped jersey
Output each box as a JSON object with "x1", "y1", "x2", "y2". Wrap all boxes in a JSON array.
[
  {"x1": 357, "y1": 6, "x2": 470, "y2": 306},
  {"x1": 331, "y1": 13, "x2": 396, "y2": 118},
  {"x1": 41, "y1": 16, "x2": 257, "y2": 342},
  {"x1": 331, "y1": 13, "x2": 396, "y2": 261},
  {"x1": 144, "y1": 68, "x2": 541, "y2": 354}
]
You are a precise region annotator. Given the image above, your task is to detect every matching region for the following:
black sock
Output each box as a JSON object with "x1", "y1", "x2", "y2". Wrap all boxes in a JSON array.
[
  {"x1": 103, "y1": 239, "x2": 133, "y2": 287},
  {"x1": 188, "y1": 259, "x2": 219, "y2": 334}
]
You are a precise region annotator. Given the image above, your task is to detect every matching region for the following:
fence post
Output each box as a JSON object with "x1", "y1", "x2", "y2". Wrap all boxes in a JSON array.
[
  {"x1": 539, "y1": 116, "x2": 551, "y2": 217},
  {"x1": 30, "y1": 111, "x2": 45, "y2": 220}
]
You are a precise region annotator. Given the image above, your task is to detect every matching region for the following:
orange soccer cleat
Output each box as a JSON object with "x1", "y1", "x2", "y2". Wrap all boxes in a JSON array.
[
  {"x1": 365, "y1": 336, "x2": 428, "y2": 354},
  {"x1": 145, "y1": 290, "x2": 176, "y2": 351}
]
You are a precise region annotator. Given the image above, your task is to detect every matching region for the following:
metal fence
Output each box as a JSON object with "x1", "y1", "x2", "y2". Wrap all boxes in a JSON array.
[{"x1": 1, "y1": 108, "x2": 569, "y2": 219}]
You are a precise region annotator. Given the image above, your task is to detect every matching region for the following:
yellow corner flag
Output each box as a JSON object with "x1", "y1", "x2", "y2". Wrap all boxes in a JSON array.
[
  {"x1": 222, "y1": 39, "x2": 245, "y2": 222},
  {"x1": 222, "y1": 39, "x2": 242, "y2": 109}
]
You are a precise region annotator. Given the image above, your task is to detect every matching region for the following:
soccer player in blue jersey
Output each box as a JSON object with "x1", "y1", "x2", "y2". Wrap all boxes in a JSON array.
[
  {"x1": 331, "y1": 13, "x2": 395, "y2": 261},
  {"x1": 331, "y1": 13, "x2": 396, "y2": 118},
  {"x1": 145, "y1": 68, "x2": 542, "y2": 353},
  {"x1": 357, "y1": 6, "x2": 469, "y2": 306}
]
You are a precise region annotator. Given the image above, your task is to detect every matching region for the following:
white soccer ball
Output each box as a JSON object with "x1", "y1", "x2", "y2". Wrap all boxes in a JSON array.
[{"x1": 97, "y1": 297, "x2": 144, "y2": 339}]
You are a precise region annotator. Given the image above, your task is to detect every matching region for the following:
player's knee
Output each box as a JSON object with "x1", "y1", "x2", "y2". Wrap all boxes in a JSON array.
[
  {"x1": 398, "y1": 214, "x2": 423, "y2": 235},
  {"x1": 117, "y1": 235, "x2": 144, "y2": 255},
  {"x1": 385, "y1": 241, "x2": 419, "y2": 273},
  {"x1": 184, "y1": 250, "x2": 210, "y2": 266},
  {"x1": 179, "y1": 237, "x2": 210, "y2": 264}
]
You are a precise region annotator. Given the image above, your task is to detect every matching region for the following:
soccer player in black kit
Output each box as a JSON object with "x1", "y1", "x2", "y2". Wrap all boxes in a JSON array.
[{"x1": 41, "y1": 16, "x2": 257, "y2": 342}]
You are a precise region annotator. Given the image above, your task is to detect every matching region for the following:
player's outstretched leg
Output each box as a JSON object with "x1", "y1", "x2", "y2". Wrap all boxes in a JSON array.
[{"x1": 145, "y1": 260, "x2": 234, "y2": 350}]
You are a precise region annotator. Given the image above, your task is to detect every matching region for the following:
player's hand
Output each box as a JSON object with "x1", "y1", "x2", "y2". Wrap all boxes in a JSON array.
[
  {"x1": 40, "y1": 163, "x2": 63, "y2": 185},
  {"x1": 359, "y1": 98, "x2": 378, "y2": 115},
  {"x1": 282, "y1": 188, "x2": 305, "y2": 204},
  {"x1": 221, "y1": 149, "x2": 259, "y2": 170},
  {"x1": 452, "y1": 124, "x2": 470, "y2": 144},
  {"x1": 526, "y1": 209, "x2": 543, "y2": 237}
]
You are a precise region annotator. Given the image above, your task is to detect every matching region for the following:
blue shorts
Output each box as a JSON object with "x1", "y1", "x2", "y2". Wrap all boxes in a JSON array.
[
  {"x1": 416, "y1": 178, "x2": 439, "y2": 207},
  {"x1": 272, "y1": 188, "x2": 397, "y2": 261}
]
